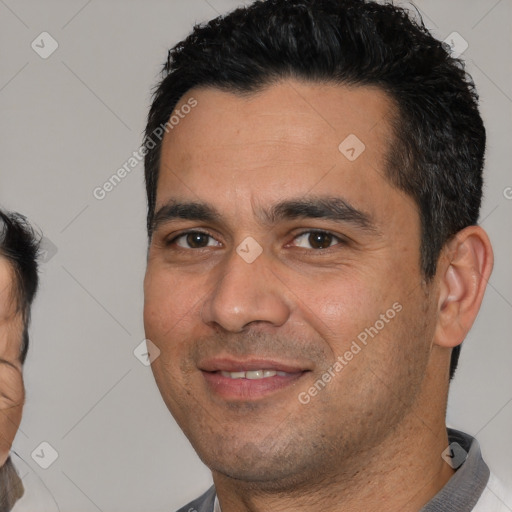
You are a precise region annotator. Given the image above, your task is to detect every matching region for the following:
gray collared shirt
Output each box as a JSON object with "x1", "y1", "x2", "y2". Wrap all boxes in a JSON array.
[
  {"x1": 420, "y1": 428, "x2": 489, "y2": 511},
  {"x1": 176, "y1": 429, "x2": 490, "y2": 512}
]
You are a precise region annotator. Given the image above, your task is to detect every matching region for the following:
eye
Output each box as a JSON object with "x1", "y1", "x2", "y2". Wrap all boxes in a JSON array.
[
  {"x1": 292, "y1": 230, "x2": 343, "y2": 250},
  {"x1": 171, "y1": 231, "x2": 221, "y2": 249}
]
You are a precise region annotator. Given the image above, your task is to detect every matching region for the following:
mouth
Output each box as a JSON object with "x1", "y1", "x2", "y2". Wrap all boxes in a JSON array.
[
  {"x1": 219, "y1": 369, "x2": 290, "y2": 379},
  {"x1": 199, "y1": 358, "x2": 310, "y2": 401}
]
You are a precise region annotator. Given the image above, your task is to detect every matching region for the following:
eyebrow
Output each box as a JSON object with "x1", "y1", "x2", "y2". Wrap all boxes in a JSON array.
[
  {"x1": 152, "y1": 201, "x2": 221, "y2": 235},
  {"x1": 263, "y1": 197, "x2": 376, "y2": 232},
  {"x1": 151, "y1": 197, "x2": 377, "y2": 235}
]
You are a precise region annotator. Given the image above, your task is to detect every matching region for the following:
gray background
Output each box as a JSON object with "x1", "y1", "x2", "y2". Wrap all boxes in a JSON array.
[{"x1": 0, "y1": 0, "x2": 511, "y2": 510}]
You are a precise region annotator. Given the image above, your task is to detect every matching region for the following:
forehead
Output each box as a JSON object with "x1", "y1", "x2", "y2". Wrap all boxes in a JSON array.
[
  {"x1": 0, "y1": 257, "x2": 24, "y2": 362},
  {"x1": 156, "y1": 80, "x2": 402, "y2": 219},
  {"x1": 0, "y1": 257, "x2": 15, "y2": 314}
]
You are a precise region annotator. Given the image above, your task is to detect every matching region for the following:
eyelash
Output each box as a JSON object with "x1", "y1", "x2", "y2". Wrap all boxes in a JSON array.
[
  {"x1": 167, "y1": 230, "x2": 220, "y2": 249},
  {"x1": 166, "y1": 229, "x2": 346, "y2": 250}
]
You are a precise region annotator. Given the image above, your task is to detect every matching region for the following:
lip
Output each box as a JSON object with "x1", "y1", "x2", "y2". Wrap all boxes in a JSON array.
[
  {"x1": 199, "y1": 357, "x2": 309, "y2": 373},
  {"x1": 199, "y1": 357, "x2": 310, "y2": 401}
]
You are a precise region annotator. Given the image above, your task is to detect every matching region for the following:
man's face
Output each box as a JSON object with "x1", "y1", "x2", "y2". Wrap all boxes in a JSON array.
[
  {"x1": 0, "y1": 258, "x2": 24, "y2": 467},
  {"x1": 144, "y1": 80, "x2": 439, "y2": 487}
]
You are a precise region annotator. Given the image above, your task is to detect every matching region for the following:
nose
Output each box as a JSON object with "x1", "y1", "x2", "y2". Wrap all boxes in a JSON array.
[{"x1": 200, "y1": 248, "x2": 291, "y2": 333}]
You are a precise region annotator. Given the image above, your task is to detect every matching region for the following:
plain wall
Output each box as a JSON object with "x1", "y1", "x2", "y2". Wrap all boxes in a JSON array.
[{"x1": 1, "y1": 0, "x2": 511, "y2": 510}]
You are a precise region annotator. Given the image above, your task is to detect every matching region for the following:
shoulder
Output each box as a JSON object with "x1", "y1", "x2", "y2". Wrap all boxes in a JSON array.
[
  {"x1": 175, "y1": 486, "x2": 216, "y2": 512},
  {"x1": 472, "y1": 473, "x2": 512, "y2": 511}
]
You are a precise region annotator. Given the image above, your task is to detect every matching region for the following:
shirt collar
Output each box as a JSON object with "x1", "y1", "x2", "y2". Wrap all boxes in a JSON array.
[{"x1": 420, "y1": 428, "x2": 490, "y2": 512}]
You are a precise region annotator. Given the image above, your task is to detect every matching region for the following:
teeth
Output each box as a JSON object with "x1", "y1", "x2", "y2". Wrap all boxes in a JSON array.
[
  {"x1": 246, "y1": 370, "x2": 264, "y2": 379},
  {"x1": 220, "y1": 369, "x2": 279, "y2": 380},
  {"x1": 221, "y1": 371, "x2": 245, "y2": 379}
]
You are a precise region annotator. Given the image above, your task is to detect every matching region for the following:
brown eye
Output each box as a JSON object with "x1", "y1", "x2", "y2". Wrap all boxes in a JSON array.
[
  {"x1": 187, "y1": 233, "x2": 209, "y2": 248},
  {"x1": 308, "y1": 232, "x2": 334, "y2": 249},
  {"x1": 173, "y1": 232, "x2": 220, "y2": 249},
  {"x1": 293, "y1": 231, "x2": 340, "y2": 249}
]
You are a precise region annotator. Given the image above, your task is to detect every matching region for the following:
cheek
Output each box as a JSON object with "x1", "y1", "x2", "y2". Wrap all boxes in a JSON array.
[
  {"x1": 293, "y1": 268, "x2": 421, "y2": 387},
  {"x1": 293, "y1": 273, "x2": 388, "y2": 347},
  {"x1": 144, "y1": 271, "x2": 195, "y2": 413},
  {"x1": 143, "y1": 267, "x2": 206, "y2": 389},
  {"x1": 0, "y1": 369, "x2": 24, "y2": 466},
  {"x1": 143, "y1": 266, "x2": 199, "y2": 337}
]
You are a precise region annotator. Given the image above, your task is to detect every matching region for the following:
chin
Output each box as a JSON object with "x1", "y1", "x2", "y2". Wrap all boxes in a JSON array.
[{"x1": 195, "y1": 435, "x2": 314, "y2": 489}]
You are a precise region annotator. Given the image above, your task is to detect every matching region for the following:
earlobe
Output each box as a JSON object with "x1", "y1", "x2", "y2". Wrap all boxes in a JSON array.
[{"x1": 434, "y1": 226, "x2": 494, "y2": 348}]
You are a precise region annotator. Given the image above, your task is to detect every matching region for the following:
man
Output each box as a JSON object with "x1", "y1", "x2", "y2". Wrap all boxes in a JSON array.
[
  {"x1": 142, "y1": 0, "x2": 510, "y2": 510},
  {"x1": 0, "y1": 210, "x2": 39, "y2": 511}
]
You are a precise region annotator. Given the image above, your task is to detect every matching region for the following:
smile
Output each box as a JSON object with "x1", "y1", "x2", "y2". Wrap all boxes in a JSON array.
[{"x1": 220, "y1": 370, "x2": 291, "y2": 379}]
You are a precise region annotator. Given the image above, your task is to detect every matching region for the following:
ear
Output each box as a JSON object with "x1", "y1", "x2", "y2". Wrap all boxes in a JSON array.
[{"x1": 433, "y1": 226, "x2": 494, "y2": 348}]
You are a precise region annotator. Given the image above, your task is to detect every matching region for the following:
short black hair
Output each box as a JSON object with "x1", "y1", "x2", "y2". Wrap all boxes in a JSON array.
[
  {"x1": 144, "y1": 0, "x2": 486, "y2": 379},
  {"x1": 0, "y1": 210, "x2": 40, "y2": 364}
]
